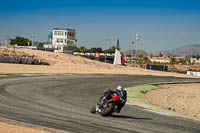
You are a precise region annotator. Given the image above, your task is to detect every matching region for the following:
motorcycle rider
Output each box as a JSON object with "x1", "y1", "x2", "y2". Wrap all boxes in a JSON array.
[{"x1": 98, "y1": 85, "x2": 127, "y2": 113}]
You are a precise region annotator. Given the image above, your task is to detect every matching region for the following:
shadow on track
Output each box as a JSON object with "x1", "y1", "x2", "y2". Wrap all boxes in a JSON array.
[{"x1": 110, "y1": 114, "x2": 151, "y2": 120}]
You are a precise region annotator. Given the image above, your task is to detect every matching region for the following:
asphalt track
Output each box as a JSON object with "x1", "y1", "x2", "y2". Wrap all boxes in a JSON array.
[{"x1": 0, "y1": 74, "x2": 200, "y2": 133}]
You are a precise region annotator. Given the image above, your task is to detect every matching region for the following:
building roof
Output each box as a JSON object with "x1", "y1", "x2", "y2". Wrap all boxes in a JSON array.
[
  {"x1": 151, "y1": 57, "x2": 170, "y2": 61},
  {"x1": 150, "y1": 57, "x2": 170, "y2": 63},
  {"x1": 53, "y1": 28, "x2": 75, "y2": 32}
]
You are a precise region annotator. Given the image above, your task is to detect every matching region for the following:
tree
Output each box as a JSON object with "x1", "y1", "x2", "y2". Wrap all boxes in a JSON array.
[
  {"x1": 75, "y1": 46, "x2": 87, "y2": 52},
  {"x1": 170, "y1": 57, "x2": 177, "y2": 64},
  {"x1": 150, "y1": 53, "x2": 153, "y2": 58},
  {"x1": 104, "y1": 46, "x2": 116, "y2": 53},
  {"x1": 10, "y1": 36, "x2": 30, "y2": 46},
  {"x1": 196, "y1": 54, "x2": 200, "y2": 60},
  {"x1": 138, "y1": 55, "x2": 151, "y2": 64},
  {"x1": 159, "y1": 51, "x2": 163, "y2": 57},
  {"x1": 185, "y1": 56, "x2": 191, "y2": 64},
  {"x1": 143, "y1": 56, "x2": 150, "y2": 63},
  {"x1": 178, "y1": 58, "x2": 187, "y2": 65},
  {"x1": 88, "y1": 47, "x2": 103, "y2": 53},
  {"x1": 39, "y1": 42, "x2": 44, "y2": 48},
  {"x1": 126, "y1": 54, "x2": 131, "y2": 57}
]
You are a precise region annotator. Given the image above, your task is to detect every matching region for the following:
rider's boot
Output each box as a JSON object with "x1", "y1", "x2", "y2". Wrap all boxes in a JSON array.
[
  {"x1": 116, "y1": 109, "x2": 120, "y2": 113},
  {"x1": 96, "y1": 104, "x2": 101, "y2": 112}
]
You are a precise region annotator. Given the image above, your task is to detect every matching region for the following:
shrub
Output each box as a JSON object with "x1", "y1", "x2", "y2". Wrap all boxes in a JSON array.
[
  {"x1": 140, "y1": 90, "x2": 148, "y2": 94},
  {"x1": 39, "y1": 61, "x2": 50, "y2": 65}
]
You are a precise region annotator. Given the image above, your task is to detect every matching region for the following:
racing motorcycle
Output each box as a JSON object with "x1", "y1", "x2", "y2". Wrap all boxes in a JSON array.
[{"x1": 90, "y1": 91, "x2": 123, "y2": 116}]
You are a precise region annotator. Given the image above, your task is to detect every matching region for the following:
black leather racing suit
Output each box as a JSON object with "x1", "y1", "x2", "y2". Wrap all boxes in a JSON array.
[{"x1": 102, "y1": 89, "x2": 127, "y2": 112}]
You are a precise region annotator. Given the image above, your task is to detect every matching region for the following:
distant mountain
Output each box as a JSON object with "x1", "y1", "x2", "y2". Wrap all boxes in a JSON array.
[
  {"x1": 123, "y1": 49, "x2": 148, "y2": 57},
  {"x1": 154, "y1": 44, "x2": 200, "y2": 56}
]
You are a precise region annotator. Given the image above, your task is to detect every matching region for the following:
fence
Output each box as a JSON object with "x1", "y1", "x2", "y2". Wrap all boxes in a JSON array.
[
  {"x1": 146, "y1": 64, "x2": 168, "y2": 71},
  {"x1": 0, "y1": 56, "x2": 39, "y2": 65}
]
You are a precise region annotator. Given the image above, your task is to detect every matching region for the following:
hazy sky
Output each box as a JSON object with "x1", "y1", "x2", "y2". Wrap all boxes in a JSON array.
[{"x1": 0, "y1": 0, "x2": 200, "y2": 52}]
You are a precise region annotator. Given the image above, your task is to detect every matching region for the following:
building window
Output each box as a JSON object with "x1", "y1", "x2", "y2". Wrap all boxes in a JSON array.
[
  {"x1": 54, "y1": 31, "x2": 63, "y2": 36},
  {"x1": 57, "y1": 38, "x2": 63, "y2": 43},
  {"x1": 68, "y1": 32, "x2": 74, "y2": 37},
  {"x1": 67, "y1": 40, "x2": 75, "y2": 44}
]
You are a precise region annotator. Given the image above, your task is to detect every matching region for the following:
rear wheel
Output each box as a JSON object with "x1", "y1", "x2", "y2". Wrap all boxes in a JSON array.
[{"x1": 101, "y1": 102, "x2": 116, "y2": 116}]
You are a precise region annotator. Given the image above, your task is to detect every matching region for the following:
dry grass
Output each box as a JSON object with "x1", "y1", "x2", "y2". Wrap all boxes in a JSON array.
[
  {"x1": 0, "y1": 121, "x2": 53, "y2": 133},
  {"x1": 145, "y1": 83, "x2": 200, "y2": 118}
]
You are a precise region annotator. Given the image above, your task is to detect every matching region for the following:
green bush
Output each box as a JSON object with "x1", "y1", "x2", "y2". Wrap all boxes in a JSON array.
[{"x1": 39, "y1": 61, "x2": 50, "y2": 65}]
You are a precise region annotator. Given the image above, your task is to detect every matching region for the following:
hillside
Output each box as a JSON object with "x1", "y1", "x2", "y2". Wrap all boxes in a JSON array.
[
  {"x1": 0, "y1": 45, "x2": 196, "y2": 78},
  {"x1": 155, "y1": 44, "x2": 200, "y2": 56},
  {"x1": 123, "y1": 49, "x2": 148, "y2": 57}
]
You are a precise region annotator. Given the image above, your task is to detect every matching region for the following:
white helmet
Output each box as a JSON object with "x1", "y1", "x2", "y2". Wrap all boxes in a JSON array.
[{"x1": 116, "y1": 85, "x2": 124, "y2": 91}]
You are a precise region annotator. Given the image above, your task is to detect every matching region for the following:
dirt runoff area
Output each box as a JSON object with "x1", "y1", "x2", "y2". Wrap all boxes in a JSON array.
[
  {"x1": 145, "y1": 83, "x2": 200, "y2": 119},
  {"x1": 0, "y1": 121, "x2": 53, "y2": 133},
  {"x1": 0, "y1": 46, "x2": 197, "y2": 78}
]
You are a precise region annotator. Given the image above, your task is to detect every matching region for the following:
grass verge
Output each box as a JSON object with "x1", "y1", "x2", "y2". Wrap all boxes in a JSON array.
[{"x1": 126, "y1": 85, "x2": 159, "y2": 108}]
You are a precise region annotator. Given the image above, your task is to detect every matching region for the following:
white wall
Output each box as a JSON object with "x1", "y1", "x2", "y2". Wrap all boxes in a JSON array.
[
  {"x1": 187, "y1": 71, "x2": 200, "y2": 76},
  {"x1": 52, "y1": 29, "x2": 76, "y2": 46}
]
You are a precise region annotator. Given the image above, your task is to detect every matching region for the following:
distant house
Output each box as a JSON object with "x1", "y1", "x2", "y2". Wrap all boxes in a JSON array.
[
  {"x1": 45, "y1": 28, "x2": 77, "y2": 52},
  {"x1": 150, "y1": 57, "x2": 170, "y2": 63},
  {"x1": 190, "y1": 58, "x2": 200, "y2": 64}
]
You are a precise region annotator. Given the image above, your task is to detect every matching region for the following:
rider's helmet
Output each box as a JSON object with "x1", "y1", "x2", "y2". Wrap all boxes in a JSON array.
[{"x1": 116, "y1": 85, "x2": 124, "y2": 91}]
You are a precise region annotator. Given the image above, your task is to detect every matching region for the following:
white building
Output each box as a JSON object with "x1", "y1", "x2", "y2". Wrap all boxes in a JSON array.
[
  {"x1": 47, "y1": 28, "x2": 77, "y2": 51},
  {"x1": 150, "y1": 57, "x2": 170, "y2": 63},
  {"x1": 190, "y1": 58, "x2": 200, "y2": 64}
]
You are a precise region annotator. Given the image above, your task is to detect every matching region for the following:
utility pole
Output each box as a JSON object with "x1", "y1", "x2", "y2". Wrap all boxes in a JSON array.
[
  {"x1": 30, "y1": 36, "x2": 34, "y2": 46},
  {"x1": 4, "y1": 36, "x2": 7, "y2": 45},
  {"x1": 5, "y1": 36, "x2": 10, "y2": 45},
  {"x1": 105, "y1": 53, "x2": 107, "y2": 63},
  {"x1": 135, "y1": 33, "x2": 140, "y2": 67},
  {"x1": 105, "y1": 39, "x2": 111, "y2": 63},
  {"x1": 31, "y1": 35, "x2": 37, "y2": 50},
  {"x1": 106, "y1": 39, "x2": 110, "y2": 49},
  {"x1": 131, "y1": 41, "x2": 134, "y2": 65}
]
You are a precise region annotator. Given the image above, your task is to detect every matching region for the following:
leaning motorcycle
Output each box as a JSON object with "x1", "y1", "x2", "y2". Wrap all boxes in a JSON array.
[{"x1": 91, "y1": 91, "x2": 122, "y2": 116}]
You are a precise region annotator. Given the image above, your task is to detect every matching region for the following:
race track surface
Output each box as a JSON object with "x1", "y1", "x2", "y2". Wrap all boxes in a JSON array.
[{"x1": 0, "y1": 74, "x2": 200, "y2": 133}]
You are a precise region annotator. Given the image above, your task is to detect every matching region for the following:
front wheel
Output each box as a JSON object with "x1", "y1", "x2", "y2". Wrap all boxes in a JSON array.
[
  {"x1": 90, "y1": 106, "x2": 96, "y2": 114},
  {"x1": 101, "y1": 102, "x2": 116, "y2": 116}
]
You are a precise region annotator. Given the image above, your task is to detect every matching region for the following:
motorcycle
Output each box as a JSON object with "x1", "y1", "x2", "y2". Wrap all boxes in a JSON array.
[{"x1": 90, "y1": 91, "x2": 123, "y2": 116}]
